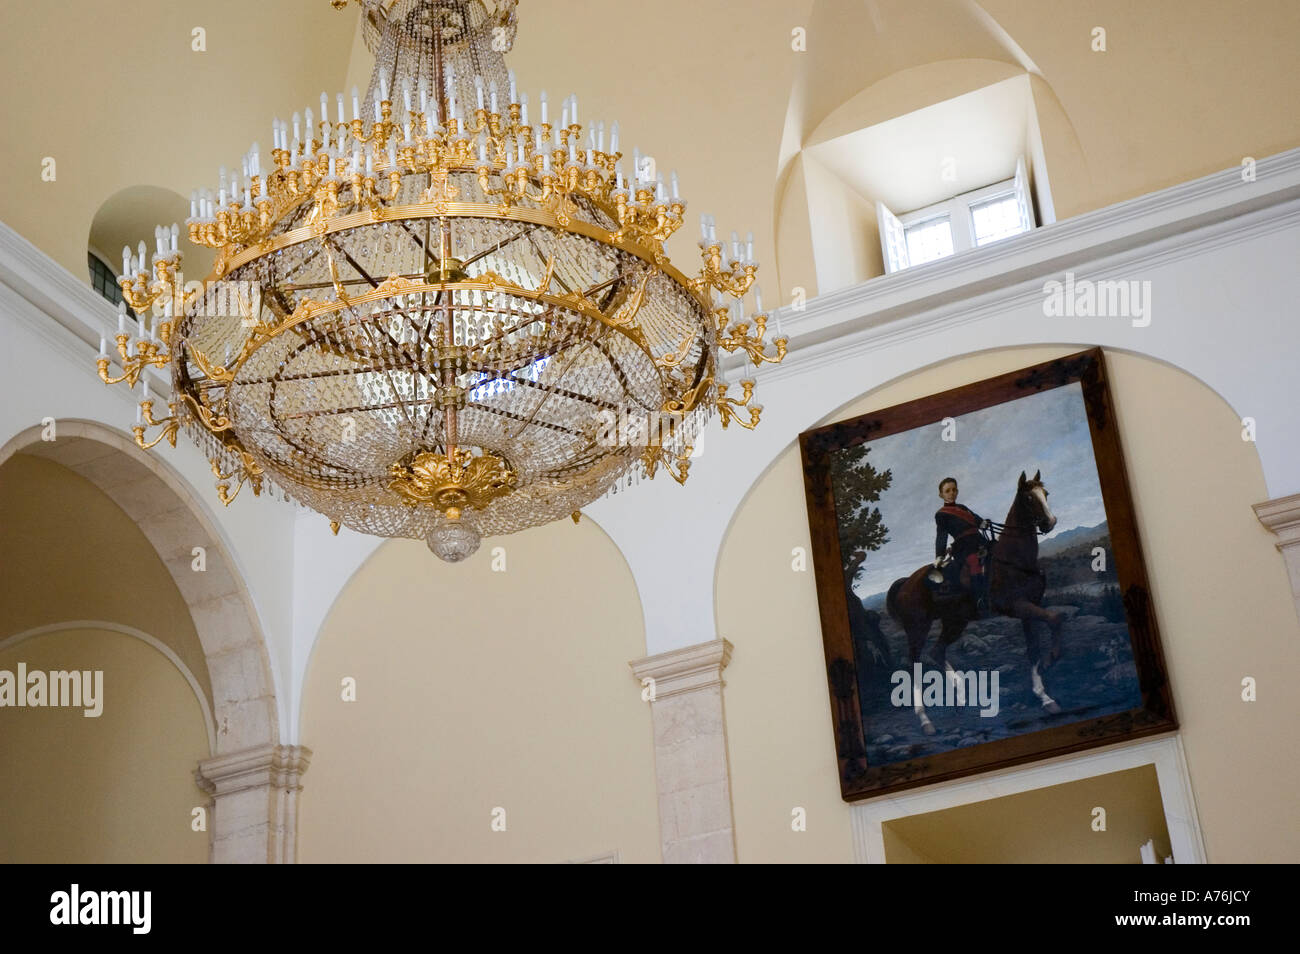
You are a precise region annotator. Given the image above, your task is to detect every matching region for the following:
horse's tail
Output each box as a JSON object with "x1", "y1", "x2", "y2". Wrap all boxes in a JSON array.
[{"x1": 886, "y1": 577, "x2": 906, "y2": 623}]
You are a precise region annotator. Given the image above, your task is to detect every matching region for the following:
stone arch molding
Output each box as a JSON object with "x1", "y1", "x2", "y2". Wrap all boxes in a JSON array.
[
  {"x1": 1, "y1": 420, "x2": 314, "y2": 862},
  {"x1": 0, "y1": 420, "x2": 278, "y2": 755}
]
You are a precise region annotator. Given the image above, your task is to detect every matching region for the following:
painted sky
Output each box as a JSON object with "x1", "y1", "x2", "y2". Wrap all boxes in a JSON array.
[{"x1": 835, "y1": 381, "x2": 1110, "y2": 598}]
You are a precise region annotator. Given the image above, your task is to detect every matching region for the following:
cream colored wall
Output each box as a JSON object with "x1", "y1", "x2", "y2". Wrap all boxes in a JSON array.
[
  {"x1": 807, "y1": 60, "x2": 1024, "y2": 150},
  {"x1": 0, "y1": 452, "x2": 212, "y2": 862},
  {"x1": 803, "y1": 155, "x2": 881, "y2": 294},
  {"x1": 717, "y1": 346, "x2": 1300, "y2": 863},
  {"x1": 0, "y1": 0, "x2": 358, "y2": 276},
  {"x1": 981, "y1": 0, "x2": 1300, "y2": 213},
  {"x1": 0, "y1": 453, "x2": 211, "y2": 706},
  {"x1": 774, "y1": 154, "x2": 818, "y2": 301},
  {"x1": 778, "y1": 0, "x2": 1300, "y2": 291},
  {"x1": 342, "y1": 7, "x2": 375, "y2": 111},
  {"x1": 1026, "y1": 74, "x2": 1087, "y2": 222},
  {"x1": 299, "y1": 517, "x2": 659, "y2": 863},
  {"x1": 884, "y1": 764, "x2": 1171, "y2": 864},
  {"x1": 3, "y1": 1, "x2": 1296, "y2": 303},
  {"x1": 506, "y1": 0, "x2": 804, "y2": 278},
  {"x1": 0, "y1": 627, "x2": 210, "y2": 863}
]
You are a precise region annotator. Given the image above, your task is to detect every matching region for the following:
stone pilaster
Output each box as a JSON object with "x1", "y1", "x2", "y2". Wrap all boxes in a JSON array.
[
  {"x1": 1254, "y1": 493, "x2": 1300, "y2": 624},
  {"x1": 630, "y1": 639, "x2": 736, "y2": 864},
  {"x1": 195, "y1": 744, "x2": 311, "y2": 864}
]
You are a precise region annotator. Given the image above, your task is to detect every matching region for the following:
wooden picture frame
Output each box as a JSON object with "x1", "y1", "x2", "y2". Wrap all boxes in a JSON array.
[{"x1": 799, "y1": 349, "x2": 1177, "y2": 801}]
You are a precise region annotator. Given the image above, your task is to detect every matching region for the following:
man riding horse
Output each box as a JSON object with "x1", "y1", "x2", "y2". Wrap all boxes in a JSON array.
[
  {"x1": 888, "y1": 470, "x2": 1064, "y2": 735},
  {"x1": 931, "y1": 477, "x2": 993, "y2": 618}
]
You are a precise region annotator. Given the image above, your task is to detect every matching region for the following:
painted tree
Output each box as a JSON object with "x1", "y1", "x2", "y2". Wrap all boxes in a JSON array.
[{"x1": 829, "y1": 444, "x2": 892, "y2": 574}]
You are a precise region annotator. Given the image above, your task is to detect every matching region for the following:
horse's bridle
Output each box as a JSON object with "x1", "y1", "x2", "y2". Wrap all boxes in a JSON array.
[
  {"x1": 988, "y1": 491, "x2": 1051, "y2": 573},
  {"x1": 991, "y1": 523, "x2": 1047, "y2": 537},
  {"x1": 989, "y1": 490, "x2": 1052, "y2": 537}
]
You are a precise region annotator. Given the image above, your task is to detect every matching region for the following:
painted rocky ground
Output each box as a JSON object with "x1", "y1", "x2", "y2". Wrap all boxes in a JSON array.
[{"x1": 853, "y1": 524, "x2": 1143, "y2": 766}]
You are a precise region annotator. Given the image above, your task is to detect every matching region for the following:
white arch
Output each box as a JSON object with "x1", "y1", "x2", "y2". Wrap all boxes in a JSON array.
[
  {"x1": 288, "y1": 508, "x2": 643, "y2": 741},
  {"x1": 587, "y1": 152, "x2": 1300, "y2": 655},
  {"x1": 0, "y1": 421, "x2": 281, "y2": 753},
  {"x1": 0, "y1": 217, "x2": 304, "y2": 744}
]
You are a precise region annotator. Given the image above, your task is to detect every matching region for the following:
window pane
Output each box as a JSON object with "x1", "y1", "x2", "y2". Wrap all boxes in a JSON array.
[
  {"x1": 971, "y1": 193, "x2": 1028, "y2": 246},
  {"x1": 904, "y1": 217, "x2": 954, "y2": 266},
  {"x1": 87, "y1": 253, "x2": 125, "y2": 307}
]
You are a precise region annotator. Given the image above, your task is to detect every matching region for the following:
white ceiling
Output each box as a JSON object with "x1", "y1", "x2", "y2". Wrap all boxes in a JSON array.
[{"x1": 806, "y1": 75, "x2": 1031, "y2": 214}]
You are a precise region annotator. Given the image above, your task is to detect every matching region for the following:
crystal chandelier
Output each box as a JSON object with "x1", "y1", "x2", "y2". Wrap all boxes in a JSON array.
[{"x1": 97, "y1": 0, "x2": 785, "y2": 561}]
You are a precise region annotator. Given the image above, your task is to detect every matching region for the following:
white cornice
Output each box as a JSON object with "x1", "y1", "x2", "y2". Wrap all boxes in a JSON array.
[
  {"x1": 747, "y1": 148, "x2": 1300, "y2": 380},
  {"x1": 0, "y1": 220, "x2": 118, "y2": 346},
  {"x1": 0, "y1": 219, "x2": 171, "y2": 393},
  {"x1": 8, "y1": 148, "x2": 1300, "y2": 396},
  {"x1": 762, "y1": 196, "x2": 1300, "y2": 384}
]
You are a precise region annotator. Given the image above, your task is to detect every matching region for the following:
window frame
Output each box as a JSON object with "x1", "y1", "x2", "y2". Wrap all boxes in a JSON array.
[
  {"x1": 879, "y1": 157, "x2": 1035, "y2": 274},
  {"x1": 899, "y1": 211, "x2": 956, "y2": 268},
  {"x1": 87, "y1": 250, "x2": 126, "y2": 308},
  {"x1": 899, "y1": 177, "x2": 1019, "y2": 253}
]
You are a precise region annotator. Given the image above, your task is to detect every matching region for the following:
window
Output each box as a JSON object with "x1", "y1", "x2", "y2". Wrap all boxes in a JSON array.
[
  {"x1": 903, "y1": 216, "x2": 955, "y2": 266},
  {"x1": 878, "y1": 157, "x2": 1035, "y2": 273},
  {"x1": 970, "y1": 192, "x2": 1026, "y2": 247},
  {"x1": 87, "y1": 252, "x2": 126, "y2": 308}
]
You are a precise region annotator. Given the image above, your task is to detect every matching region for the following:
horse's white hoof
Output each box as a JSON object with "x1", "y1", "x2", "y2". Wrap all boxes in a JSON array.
[
  {"x1": 922, "y1": 722, "x2": 936, "y2": 736},
  {"x1": 1043, "y1": 701, "x2": 1061, "y2": 715}
]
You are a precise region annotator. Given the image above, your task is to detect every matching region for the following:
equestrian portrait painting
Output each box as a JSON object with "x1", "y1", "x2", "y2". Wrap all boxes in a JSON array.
[{"x1": 799, "y1": 350, "x2": 1177, "y2": 800}]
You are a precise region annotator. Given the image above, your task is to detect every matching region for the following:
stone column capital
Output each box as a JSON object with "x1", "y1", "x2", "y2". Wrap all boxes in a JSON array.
[
  {"x1": 196, "y1": 744, "x2": 312, "y2": 797},
  {"x1": 1254, "y1": 493, "x2": 1300, "y2": 549},
  {"x1": 629, "y1": 638, "x2": 733, "y2": 699},
  {"x1": 1255, "y1": 494, "x2": 1300, "y2": 629},
  {"x1": 194, "y1": 744, "x2": 312, "y2": 863},
  {"x1": 629, "y1": 638, "x2": 737, "y2": 863}
]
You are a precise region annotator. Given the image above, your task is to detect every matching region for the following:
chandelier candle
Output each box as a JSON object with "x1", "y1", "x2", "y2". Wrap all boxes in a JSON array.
[{"x1": 96, "y1": 0, "x2": 786, "y2": 562}]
